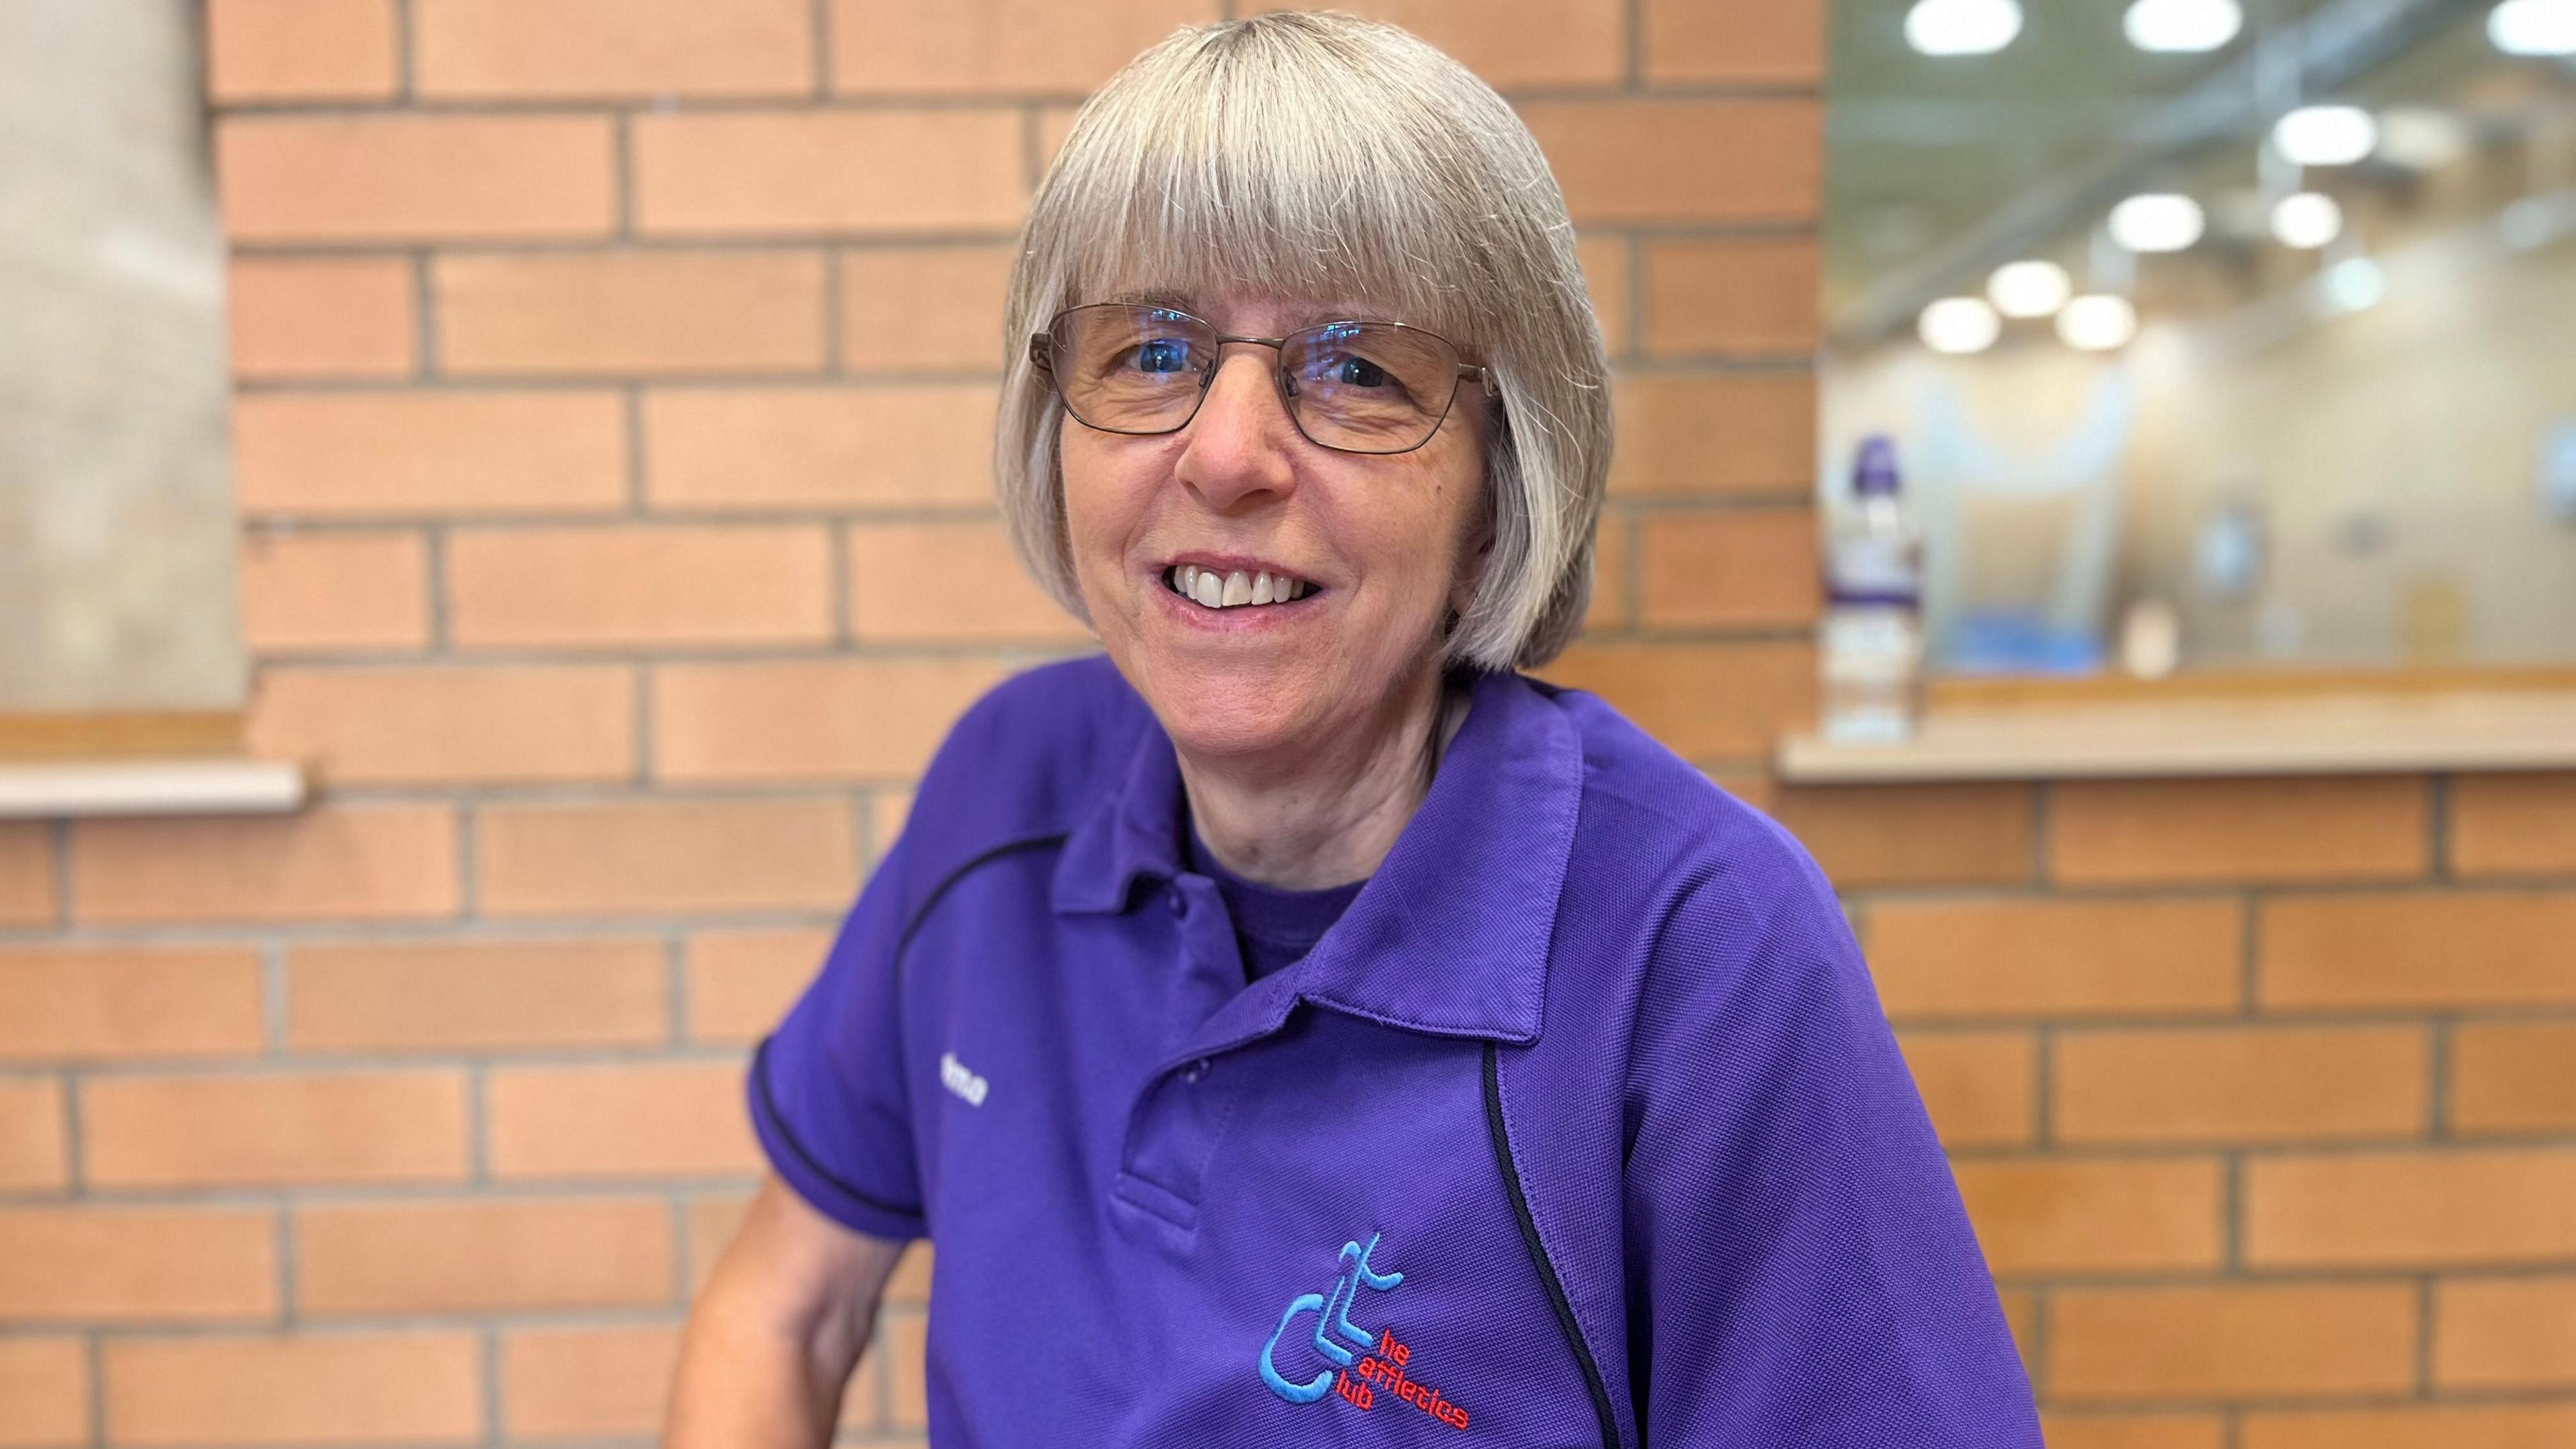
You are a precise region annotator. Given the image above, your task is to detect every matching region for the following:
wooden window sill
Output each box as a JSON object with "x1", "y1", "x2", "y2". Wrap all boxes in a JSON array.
[
  {"x1": 0, "y1": 712, "x2": 304, "y2": 817},
  {"x1": 1776, "y1": 688, "x2": 2576, "y2": 784}
]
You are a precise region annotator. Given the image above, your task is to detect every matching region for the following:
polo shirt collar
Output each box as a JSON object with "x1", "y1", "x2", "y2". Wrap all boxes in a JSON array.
[{"x1": 1051, "y1": 668, "x2": 1582, "y2": 1045}]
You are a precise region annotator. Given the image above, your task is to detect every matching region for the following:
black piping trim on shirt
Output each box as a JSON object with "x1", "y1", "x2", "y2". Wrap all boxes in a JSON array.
[
  {"x1": 751, "y1": 1032, "x2": 924, "y2": 1222},
  {"x1": 895, "y1": 833, "x2": 1073, "y2": 965},
  {"x1": 1484, "y1": 1040, "x2": 1621, "y2": 1449}
]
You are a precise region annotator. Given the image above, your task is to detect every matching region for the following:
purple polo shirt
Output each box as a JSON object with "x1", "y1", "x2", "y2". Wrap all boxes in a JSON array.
[{"x1": 751, "y1": 656, "x2": 2041, "y2": 1447}]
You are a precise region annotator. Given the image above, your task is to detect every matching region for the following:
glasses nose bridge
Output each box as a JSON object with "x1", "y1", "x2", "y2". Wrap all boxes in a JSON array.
[{"x1": 1198, "y1": 332, "x2": 1301, "y2": 408}]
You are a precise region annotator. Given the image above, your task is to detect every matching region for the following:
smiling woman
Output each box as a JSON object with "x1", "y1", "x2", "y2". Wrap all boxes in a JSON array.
[{"x1": 666, "y1": 14, "x2": 2040, "y2": 1449}]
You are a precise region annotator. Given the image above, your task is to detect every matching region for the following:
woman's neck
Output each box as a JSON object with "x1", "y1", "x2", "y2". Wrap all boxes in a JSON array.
[{"x1": 1175, "y1": 664, "x2": 1466, "y2": 891}]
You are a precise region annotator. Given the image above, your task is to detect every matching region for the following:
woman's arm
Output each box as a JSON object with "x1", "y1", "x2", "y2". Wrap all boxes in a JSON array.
[{"x1": 663, "y1": 1173, "x2": 910, "y2": 1449}]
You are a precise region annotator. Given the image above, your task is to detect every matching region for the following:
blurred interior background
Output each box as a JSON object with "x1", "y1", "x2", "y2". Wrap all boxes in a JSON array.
[{"x1": 1, "y1": 3, "x2": 2572, "y2": 1447}]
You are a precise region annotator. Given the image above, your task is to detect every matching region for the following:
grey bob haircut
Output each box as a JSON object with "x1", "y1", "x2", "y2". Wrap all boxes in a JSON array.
[{"x1": 995, "y1": 10, "x2": 1613, "y2": 671}]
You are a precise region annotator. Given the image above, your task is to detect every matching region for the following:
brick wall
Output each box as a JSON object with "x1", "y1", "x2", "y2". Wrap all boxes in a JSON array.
[{"x1": 0, "y1": 1, "x2": 2567, "y2": 1446}]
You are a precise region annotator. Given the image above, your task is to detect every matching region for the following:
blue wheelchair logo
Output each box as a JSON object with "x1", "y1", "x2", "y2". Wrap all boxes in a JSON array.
[{"x1": 1258, "y1": 1232, "x2": 1403, "y2": 1404}]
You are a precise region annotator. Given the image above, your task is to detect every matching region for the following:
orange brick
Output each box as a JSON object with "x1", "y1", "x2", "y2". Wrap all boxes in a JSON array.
[
  {"x1": 871, "y1": 789, "x2": 916, "y2": 863},
  {"x1": 297, "y1": 1197, "x2": 674, "y2": 1314},
  {"x1": 416, "y1": 0, "x2": 812, "y2": 99},
  {"x1": 0, "y1": 825, "x2": 55, "y2": 926},
  {"x1": 683, "y1": 1191, "x2": 753, "y2": 1293},
  {"x1": 486, "y1": 1061, "x2": 759, "y2": 1179},
  {"x1": 2242, "y1": 1404, "x2": 2576, "y2": 1449},
  {"x1": 1953, "y1": 1158, "x2": 2224, "y2": 1277},
  {"x1": 0, "y1": 1206, "x2": 276, "y2": 1322},
  {"x1": 645, "y1": 386, "x2": 998, "y2": 510},
  {"x1": 653, "y1": 659, "x2": 1010, "y2": 783},
  {"x1": 884, "y1": 1307, "x2": 929, "y2": 1429},
  {"x1": 2451, "y1": 773, "x2": 2576, "y2": 877},
  {"x1": 2247, "y1": 1148, "x2": 2576, "y2": 1268},
  {"x1": 686, "y1": 928, "x2": 831, "y2": 1044},
  {"x1": 219, "y1": 115, "x2": 615, "y2": 244},
  {"x1": 840, "y1": 246, "x2": 1017, "y2": 373},
  {"x1": 849, "y1": 520, "x2": 1085, "y2": 643},
  {"x1": 2040, "y1": 1414, "x2": 2226, "y2": 1449},
  {"x1": 1766, "y1": 784, "x2": 2038, "y2": 890},
  {"x1": 2259, "y1": 892, "x2": 2576, "y2": 1011},
  {"x1": 0, "y1": 1336, "x2": 87, "y2": 1447},
  {"x1": 1252, "y1": 0, "x2": 1624, "y2": 89},
  {"x1": 1520, "y1": 100, "x2": 1821, "y2": 225},
  {"x1": 447, "y1": 525, "x2": 834, "y2": 650},
  {"x1": 2434, "y1": 1275, "x2": 2576, "y2": 1389},
  {"x1": 476, "y1": 797, "x2": 857, "y2": 918},
  {"x1": 502, "y1": 1323, "x2": 683, "y2": 1439},
  {"x1": 71, "y1": 806, "x2": 458, "y2": 926},
  {"x1": 1538, "y1": 640, "x2": 1813, "y2": 759},
  {"x1": 0, "y1": 947, "x2": 264, "y2": 1062},
  {"x1": 233, "y1": 391, "x2": 627, "y2": 519},
  {"x1": 632, "y1": 111, "x2": 1025, "y2": 236},
  {"x1": 2051, "y1": 1281, "x2": 2418, "y2": 1400},
  {"x1": 1635, "y1": 507, "x2": 1820, "y2": 629},
  {"x1": 82, "y1": 1071, "x2": 470, "y2": 1189},
  {"x1": 1996, "y1": 1286, "x2": 2037, "y2": 1378},
  {"x1": 2450, "y1": 1022, "x2": 2576, "y2": 1134},
  {"x1": 1574, "y1": 235, "x2": 1629, "y2": 359},
  {"x1": 249, "y1": 663, "x2": 634, "y2": 786},
  {"x1": 226, "y1": 256, "x2": 415, "y2": 379},
  {"x1": 287, "y1": 938, "x2": 667, "y2": 1053},
  {"x1": 1609, "y1": 371, "x2": 1815, "y2": 497},
  {"x1": 1644, "y1": 0, "x2": 1825, "y2": 85},
  {"x1": 0, "y1": 1079, "x2": 66, "y2": 1193},
  {"x1": 886, "y1": 1239, "x2": 934, "y2": 1305},
  {"x1": 436, "y1": 250, "x2": 828, "y2": 376},
  {"x1": 1892, "y1": 1030, "x2": 2033, "y2": 1148},
  {"x1": 207, "y1": 0, "x2": 398, "y2": 101},
  {"x1": 2049, "y1": 776, "x2": 2430, "y2": 886},
  {"x1": 237, "y1": 530, "x2": 430, "y2": 654},
  {"x1": 102, "y1": 1332, "x2": 480, "y2": 1446},
  {"x1": 834, "y1": 0, "x2": 1214, "y2": 93},
  {"x1": 1584, "y1": 506, "x2": 1631, "y2": 634},
  {"x1": 1641, "y1": 239, "x2": 1822, "y2": 358},
  {"x1": 1866, "y1": 897, "x2": 2239, "y2": 1020},
  {"x1": 2054, "y1": 1026, "x2": 2428, "y2": 1145}
]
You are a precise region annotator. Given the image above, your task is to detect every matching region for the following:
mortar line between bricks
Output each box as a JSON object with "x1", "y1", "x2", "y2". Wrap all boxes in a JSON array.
[
  {"x1": 61, "y1": 1071, "x2": 86, "y2": 1197},
  {"x1": 821, "y1": 243, "x2": 846, "y2": 376},
  {"x1": 631, "y1": 661, "x2": 655, "y2": 787},
  {"x1": 2428, "y1": 773, "x2": 2454, "y2": 881},
  {"x1": 669, "y1": 1191, "x2": 693, "y2": 1305},
  {"x1": 454, "y1": 800, "x2": 479, "y2": 920},
  {"x1": 1621, "y1": 0, "x2": 1646, "y2": 91},
  {"x1": 1622, "y1": 231, "x2": 1648, "y2": 362},
  {"x1": 480, "y1": 1325, "x2": 503, "y2": 1445},
  {"x1": 50, "y1": 818, "x2": 72, "y2": 927},
  {"x1": 391, "y1": 0, "x2": 418, "y2": 101},
  {"x1": 2032, "y1": 1025, "x2": 2055, "y2": 1148},
  {"x1": 466, "y1": 1064, "x2": 490, "y2": 1185},
  {"x1": 260, "y1": 942, "x2": 288, "y2": 1053},
  {"x1": 2239, "y1": 887, "x2": 2261, "y2": 1016},
  {"x1": 2428, "y1": 1018, "x2": 2455, "y2": 1140},
  {"x1": 2025, "y1": 1287, "x2": 2050, "y2": 1403},
  {"x1": 664, "y1": 929, "x2": 692, "y2": 1049},
  {"x1": 2221, "y1": 1152, "x2": 2243, "y2": 1272},
  {"x1": 2221, "y1": 1407, "x2": 2243, "y2": 1449},
  {"x1": 423, "y1": 524, "x2": 453, "y2": 653},
  {"x1": 1020, "y1": 105, "x2": 1046, "y2": 194},
  {"x1": 2414, "y1": 1274, "x2": 2438, "y2": 1397},
  {"x1": 810, "y1": 0, "x2": 834, "y2": 98},
  {"x1": 2027, "y1": 780, "x2": 2053, "y2": 886},
  {"x1": 276, "y1": 1206, "x2": 299, "y2": 1328},
  {"x1": 412, "y1": 248, "x2": 440, "y2": 377}
]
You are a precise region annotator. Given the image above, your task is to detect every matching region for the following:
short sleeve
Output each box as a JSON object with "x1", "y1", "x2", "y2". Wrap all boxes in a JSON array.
[
  {"x1": 748, "y1": 829, "x2": 928, "y2": 1242},
  {"x1": 1622, "y1": 859, "x2": 2041, "y2": 1445}
]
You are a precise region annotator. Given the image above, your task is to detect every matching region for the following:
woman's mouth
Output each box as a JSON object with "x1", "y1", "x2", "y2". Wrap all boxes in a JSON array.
[{"x1": 1161, "y1": 564, "x2": 1315, "y2": 610}]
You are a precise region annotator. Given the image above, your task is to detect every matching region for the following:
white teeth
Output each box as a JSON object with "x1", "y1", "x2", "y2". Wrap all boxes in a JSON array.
[{"x1": 1170, "y1": 564, "x2": 1312, "y2": 608}]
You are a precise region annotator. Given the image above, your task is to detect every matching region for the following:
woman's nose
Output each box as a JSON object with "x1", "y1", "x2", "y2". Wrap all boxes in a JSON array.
[{"x1": 1173, "y1": 350, "x2": 1299, "y2": 510}]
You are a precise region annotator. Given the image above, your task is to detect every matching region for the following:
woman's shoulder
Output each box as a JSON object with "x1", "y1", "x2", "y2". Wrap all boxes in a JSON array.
[{"x1": 898, "y1": 653, "x2": 1152, "y2": 863}]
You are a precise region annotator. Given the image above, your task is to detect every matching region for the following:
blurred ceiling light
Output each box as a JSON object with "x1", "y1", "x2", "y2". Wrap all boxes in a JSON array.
[
  {"x1": 2273, "y1": 105, "x2": 2379, "y2": 166},
  {"x1": 2124, "y1": 0, "x2": 2243, "y2": 52},
  {"x1": 1987, "y1": 260, "x2": 2074, "y2": 317},
  {"x1": 2056, "y1": 295, "x2": 2140, "y2": 350},
  {"x1": 2108, "y1": 193, "x2": 2206, "y2": 252},
  {"x1": 1920, "y1": 297, "x2": 2004, "y2": 353},
  {"x1": 1904, "y1": 0, "x2": 2024, "y2": 56},
  {"x1": 2374, "y1": 107, "x2": 2473, "y2": 169},
  {"x1": 2324, "y1": 256, "x2": 2387, "y2": 311},
  {"x1": 2490, "y1": 0, "x2": 2576, "y2": 55},
  {"x1": 2270, "y1": 191, "x2": 2345, "y2": 248}
]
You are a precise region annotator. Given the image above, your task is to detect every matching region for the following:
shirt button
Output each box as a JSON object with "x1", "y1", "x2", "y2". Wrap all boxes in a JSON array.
[{"x1": 1183, "y1": 1058, "x2": 1212, "y2": 1083}]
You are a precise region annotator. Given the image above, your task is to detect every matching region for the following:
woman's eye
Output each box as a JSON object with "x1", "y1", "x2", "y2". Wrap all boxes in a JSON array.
[
  {"x1": 1330, "y1": 356, "x2": 1390, "y2": 388},
  {"x1": 1130, "y1": 338, "x2": 1195, "y2": 373}
]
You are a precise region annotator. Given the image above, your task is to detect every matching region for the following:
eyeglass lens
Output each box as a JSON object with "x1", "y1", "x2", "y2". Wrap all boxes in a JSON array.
[{"x1": 1046, "y1": 305, "x2": 1464, "y2": 453}]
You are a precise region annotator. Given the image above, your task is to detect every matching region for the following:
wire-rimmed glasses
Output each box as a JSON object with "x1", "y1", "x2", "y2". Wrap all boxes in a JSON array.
[{"x1": 1029, "y1": 303, "x2": 1490, "y2": 456}]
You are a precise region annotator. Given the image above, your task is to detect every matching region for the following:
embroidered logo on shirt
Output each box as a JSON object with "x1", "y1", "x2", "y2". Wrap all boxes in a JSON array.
[
  {"x1": 1257, "y1": 1232, "x2": 1472, "y2": 1430},
  {"x1": 938, "y1": 1051, "x2": 987, "y2": 1106}
]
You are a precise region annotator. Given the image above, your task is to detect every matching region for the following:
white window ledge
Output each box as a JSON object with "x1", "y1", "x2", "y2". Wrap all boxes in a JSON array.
[
  {"x1": 0, "y1": 759, "x2": 307, "y2": 818},
  {"x1": 1776, "y1": 690, "x2": 2576, "y2": 784}
]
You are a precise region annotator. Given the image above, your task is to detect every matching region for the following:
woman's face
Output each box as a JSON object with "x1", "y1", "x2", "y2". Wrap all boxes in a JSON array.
[{"x1": 1060, "y1": 291, "x2": 1489, "y2": 762}]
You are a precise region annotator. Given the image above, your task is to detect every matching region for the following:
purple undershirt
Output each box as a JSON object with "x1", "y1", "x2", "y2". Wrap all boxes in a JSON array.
[{"x1": 1185, "y1": 823, "x2": 1367, "y2": 983}]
